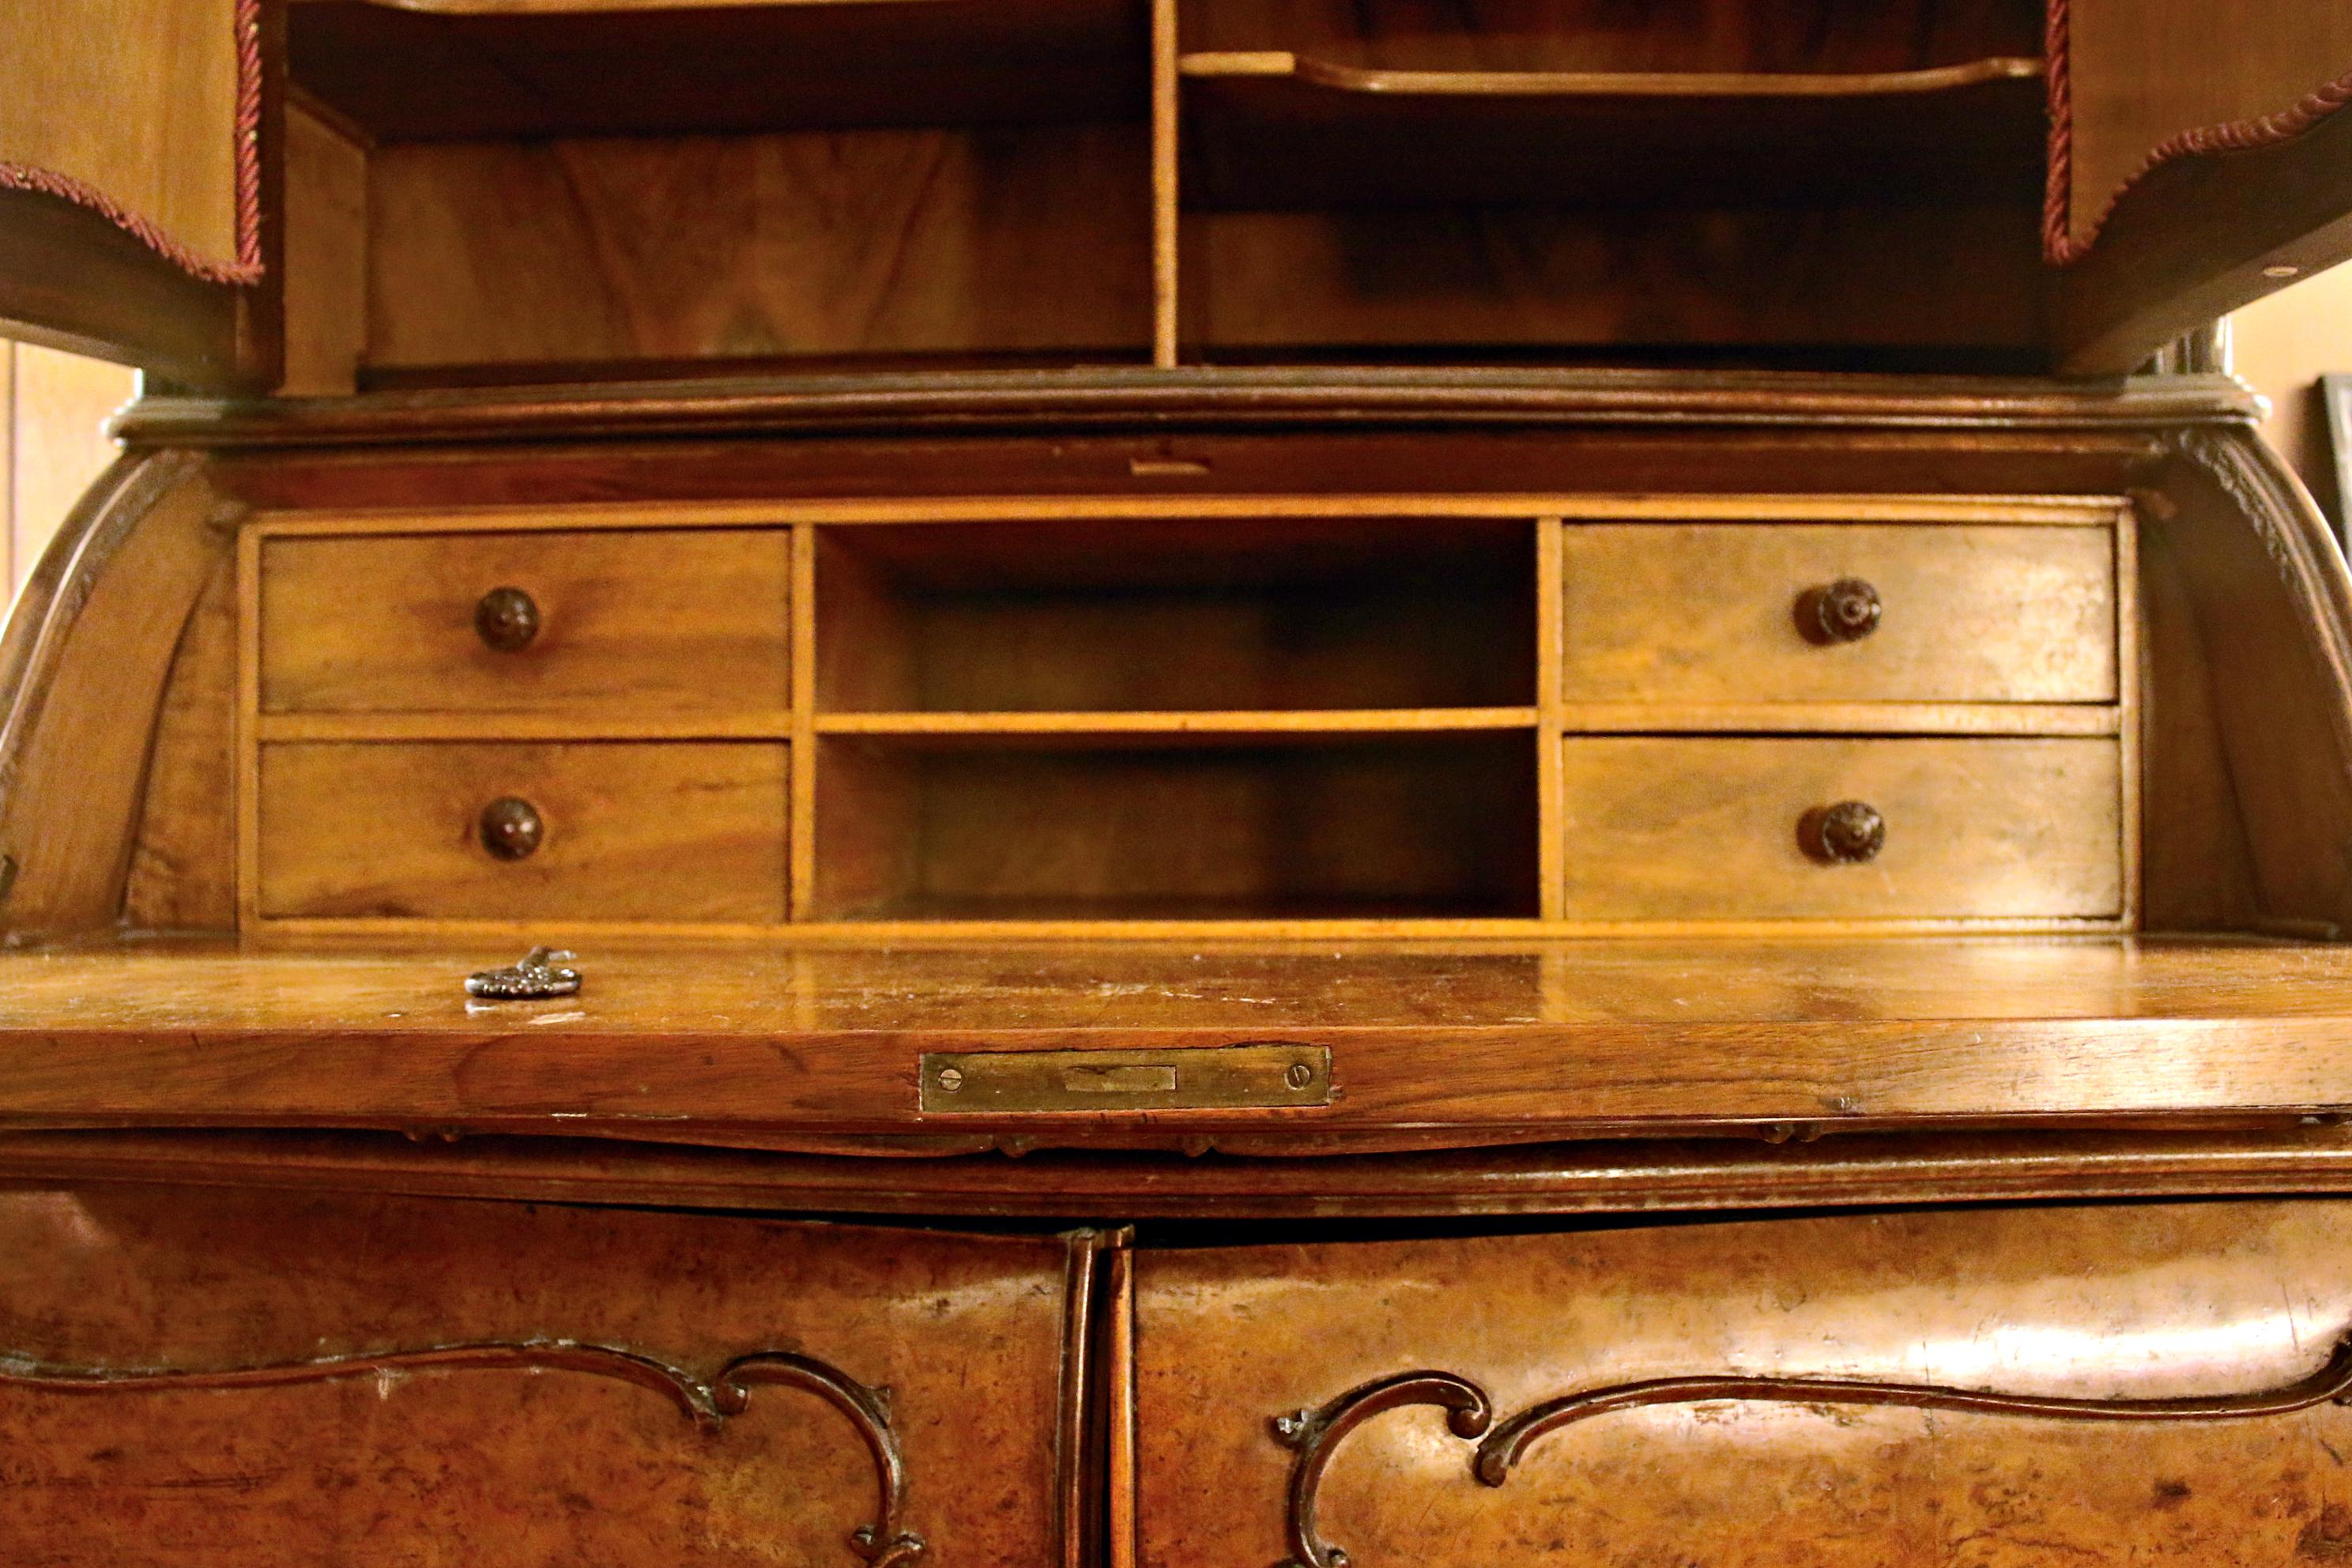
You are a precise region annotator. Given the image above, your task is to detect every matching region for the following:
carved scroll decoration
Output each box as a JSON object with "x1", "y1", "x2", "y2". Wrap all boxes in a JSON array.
[
  {"x1": 1272, "y1": 1336, "x2": 2352, "y2": 1568},
  {"x1": 0, "y1": 1338, "x2": 925, "y2": 1566}
]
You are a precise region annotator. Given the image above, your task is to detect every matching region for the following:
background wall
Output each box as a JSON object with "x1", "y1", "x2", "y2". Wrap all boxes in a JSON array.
[
  {"x1": 0, "y1": 343, "x2": 138, "y2": 596},
  {"x1": 2231, "y1": 260, "x2": 2352, "y2": 531}
]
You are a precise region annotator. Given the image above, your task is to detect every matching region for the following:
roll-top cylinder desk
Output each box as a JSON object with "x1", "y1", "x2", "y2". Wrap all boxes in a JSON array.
[{"x1": 7, "y1": 1, "x2": 2352, "y2": 1562}]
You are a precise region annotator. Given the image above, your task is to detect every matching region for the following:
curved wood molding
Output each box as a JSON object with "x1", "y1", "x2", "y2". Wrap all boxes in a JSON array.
[
  {"x1": 2044, "y1": 0, "x2": 2352, "y2": 265},
  {"x1": 0, "y1": 0, "x2": 263, "y2": 285},
  {"x1": 2165, "y1": 428, "x2": 2352, "y2": 927},
  {"x1": 115, "y1": 367, "x2": 2263, "y2": 449},
  {"x1": 1273, "y1": 1338, "x2": 2352, "y2": 1568},
  {"x1": 1, "y1": 1337, "x2": 925, "y2": 1566},
  {"x1": 0, "y1": 450, "x2": 234, "y2": 933}
]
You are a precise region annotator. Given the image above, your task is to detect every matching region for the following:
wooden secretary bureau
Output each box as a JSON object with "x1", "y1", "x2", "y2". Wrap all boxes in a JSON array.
[{"x1": 6, "y1": 1, "x2": 2352, "y2": 1564}]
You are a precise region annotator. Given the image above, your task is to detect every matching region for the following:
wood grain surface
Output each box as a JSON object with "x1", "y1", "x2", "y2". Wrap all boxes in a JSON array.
[
  {"x1": 1556, "y1": 737, "x2": 2124, "y2": 922},
  {"x1": 260, "y1": 527, "x2": 790, "y2": 714},
  {"x1": 1134, "y1": 1200, "x2": 2352, "y2": 1566},
  {"x1": 257, "y1": 741, "x2": 788, "y2": 922},
  {"x1": 0, "y1": 0, "x2": 243, "y2": 268},
  {"x1": 0, "y1": 1184, "x2": 1075, "y2": 1565},
  {"x1": 364, "y1": 126, "x2": 1152, "y2": 372},
  {"x1": 1, "y1": 937, "x2": 2351, "y2": 1143},
  {"x1": 1559, "y1": 521, "x2": 2118, "y2": 703}
]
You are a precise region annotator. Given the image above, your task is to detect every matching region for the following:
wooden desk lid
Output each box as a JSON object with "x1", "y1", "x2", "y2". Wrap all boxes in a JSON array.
[{"x1": 3, "y1": 936, "x2": 2350, "y2": 1154}]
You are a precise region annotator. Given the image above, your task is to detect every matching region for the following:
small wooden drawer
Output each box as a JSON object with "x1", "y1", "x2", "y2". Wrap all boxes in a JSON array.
[
  {"x1": 1559, "y1": 522, "x2": 2116, "y2": 703},
  {"x1": 1558, "y1": 736, "x2": 2121, "y2": 920},
  {"x1": 1134, "y1": 1202, "x2": 2352, "y2": 1568},
  {"x1": 0, "y1": 1187, "x2": 1078, "y2": 1565},
  {"x1": 259, "y1": 529, "x2": 791, "y2": 714},
  {"x1": 257, "y1": 741, "x2": 788, "y2": 922}
]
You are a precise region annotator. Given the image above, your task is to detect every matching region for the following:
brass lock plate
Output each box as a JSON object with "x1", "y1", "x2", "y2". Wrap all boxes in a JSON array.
[{"x1": 918, "y1": 1042, "x2": 1332, "y2": 1114}]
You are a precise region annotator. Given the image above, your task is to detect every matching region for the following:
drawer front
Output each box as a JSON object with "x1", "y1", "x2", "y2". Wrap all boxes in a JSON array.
[
  {"x1": 1559, "y1": 736, "x2": 2121, "y2": 920},
  {"x1": 0, "y1": 1188, "x2": 1075, "y2": 1566},
  {"x1": 258, "y1": 741, "x2": 788, "y2": 922},
  {"x1": 259, "y1": 529, "x2": 791, "y2": 714},
  {"x1": 1559, "y1": 522, "x2": 2116, "y2": 703},
  {"x1": 1134, "y1": 1201, "x2": 2352, "y2": 1568}
]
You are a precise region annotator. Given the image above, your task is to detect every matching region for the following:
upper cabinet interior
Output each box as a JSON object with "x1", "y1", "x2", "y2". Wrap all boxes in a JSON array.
[
  {"x1": 6, "y1": 0, "x2": 2350, "y2": 388},
  {"x1": 281, "y1": 0, "x2": 1156, "y2": 389},
  {"x1": 1172, "y1": 0, "x2": 2053, "y2": 370}
]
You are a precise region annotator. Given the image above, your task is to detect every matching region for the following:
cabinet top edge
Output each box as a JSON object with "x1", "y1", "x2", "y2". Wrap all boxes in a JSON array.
[{"x1": 111, "y1": 367, "x2": 2265, "y2": 451}]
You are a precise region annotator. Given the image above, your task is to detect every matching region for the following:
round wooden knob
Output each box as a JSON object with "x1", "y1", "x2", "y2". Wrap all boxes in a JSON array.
[
  {"x1": 1805, "y1": 800, "x2": 1886, "y2": 865},
  {"x1": 478, "y1": 797, "x2": 544, "y2": 860},
  {"x1": 474, "y1": 586, "x2": 541, "y2": 652},
  {"x1": 1812, "y1": 578, "x2": 1883, "y2": 643}
]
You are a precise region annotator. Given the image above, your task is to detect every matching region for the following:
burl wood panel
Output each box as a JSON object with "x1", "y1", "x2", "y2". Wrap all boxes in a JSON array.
[
  {"x1": 0, "y1": 1185, "x2": 1072, "y2": 1566},
  {"x1": 257, "y1": 741, "x2": 788, "y2": 921},
  {"x1": 260, "y1": 529, "x2": 790, "y2": 715},
  {"x1": 1133, "y1": 1200, "x2": 2352, "y2": 1567},
  {"x1": 1558, "y1": 737, "x2": 2123, "y2": 921},
  {"x1": 1559, "y1": 522, "x2": 2116, "y2": 703}
]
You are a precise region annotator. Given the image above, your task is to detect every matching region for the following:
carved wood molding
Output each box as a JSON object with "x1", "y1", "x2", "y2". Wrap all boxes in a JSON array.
[
  {"x1": 1271, "y1": 1336, "x2": 2352, "y2": 1568},
  {"x1": 0, "y1": 1337, "x2": 925, "y2": 1566}
]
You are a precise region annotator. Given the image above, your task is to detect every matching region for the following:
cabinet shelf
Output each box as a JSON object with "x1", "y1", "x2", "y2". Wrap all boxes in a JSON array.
[
  {"x1": 1179, "y1": 51, "x2": 2049, "y2": 209},
  {"x1": 811, "y1": 729, "x2": 1541, "y2": 923},
  {"x1": 812, "y1": 709, "x2": 1540, "y2": 737}
]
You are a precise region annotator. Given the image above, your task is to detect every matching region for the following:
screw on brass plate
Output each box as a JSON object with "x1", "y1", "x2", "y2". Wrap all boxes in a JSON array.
[
  {"x1": 936, "y1": 1066, "x2": 964, "y2": 1094},
  {"x1": 1285, "y1": 1063, "x2": 1314, "y2": 1090}
]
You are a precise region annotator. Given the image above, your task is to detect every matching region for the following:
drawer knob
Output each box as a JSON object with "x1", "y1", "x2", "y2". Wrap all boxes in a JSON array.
[
  {"x1": 1804, "y1": 800, "x2": 1886, "y2": 865},
  {"x1": 474, "y1": 586, "x2": 541, "y2": 652},
  {"x1": 1811, "y1": 577, "x2": 1883, "y2": 643},
  {"x1": 479, "y1": 796, "x2": 545, "y2": 860}
]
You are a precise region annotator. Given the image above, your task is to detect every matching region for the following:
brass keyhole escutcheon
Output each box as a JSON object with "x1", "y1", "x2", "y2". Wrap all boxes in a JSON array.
[
  {"x1": 475, "y1": 586, "x2": 541, "y2": 652},
  {"x1": 480, "y1": 797, "x2": 545, "y2": 861},
  {"x1": 1802, "y1": 800, "x2": 1886, "y2": 865},
  {"x1": 1807, "y1": 577, "x2": 1883, "y2": 643}
]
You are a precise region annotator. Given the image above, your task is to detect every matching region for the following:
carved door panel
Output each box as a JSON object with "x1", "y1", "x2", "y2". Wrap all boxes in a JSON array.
[
  {"x1": 0, "y1": 0, "x2": 274, "y2": 386},
  {"x1": 0, "y1": 1186, "x2": 1091, "y2": 1565},
  {"x1": 2052, "y1": 0, "x2": 2352, "y2": 371},
  {"x1": 1129, "y1": 1200, "x2": 2352, "y2": 1566}
]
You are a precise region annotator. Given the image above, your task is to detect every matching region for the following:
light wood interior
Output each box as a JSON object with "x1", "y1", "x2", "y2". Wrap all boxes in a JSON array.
[
  {"x1": 276, "y1": 0, "x2": 2064, "y2": 383},
  {"x1": 237, "y1": 492, "x2": 2136, "y2": 937}
]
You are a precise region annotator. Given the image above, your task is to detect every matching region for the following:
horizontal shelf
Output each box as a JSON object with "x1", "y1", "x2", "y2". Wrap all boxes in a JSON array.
[
  {"x1": 814, "y1": 708, "x2": 1540, "y2": 737},
  {"x1": 1555, "y1": 703, "x2": 2122, "y2": 737},
  {"x1": 257, "y1": 712, "x2": 797, "y2": 743},
  {"x1": 1179, "y1": 51, "x2": 2048, "y2": 209}
]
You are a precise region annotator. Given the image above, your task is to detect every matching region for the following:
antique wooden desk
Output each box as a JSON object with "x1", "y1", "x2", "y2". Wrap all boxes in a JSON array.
[{"x1": 6, "y1": 1, "x2": 2352, "y2": 1562}]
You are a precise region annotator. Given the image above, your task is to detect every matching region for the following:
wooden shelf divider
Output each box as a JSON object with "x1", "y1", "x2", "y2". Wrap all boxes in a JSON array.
[{"x1": 812, "y1": 708, "x2": 1541, "y2": 737}]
